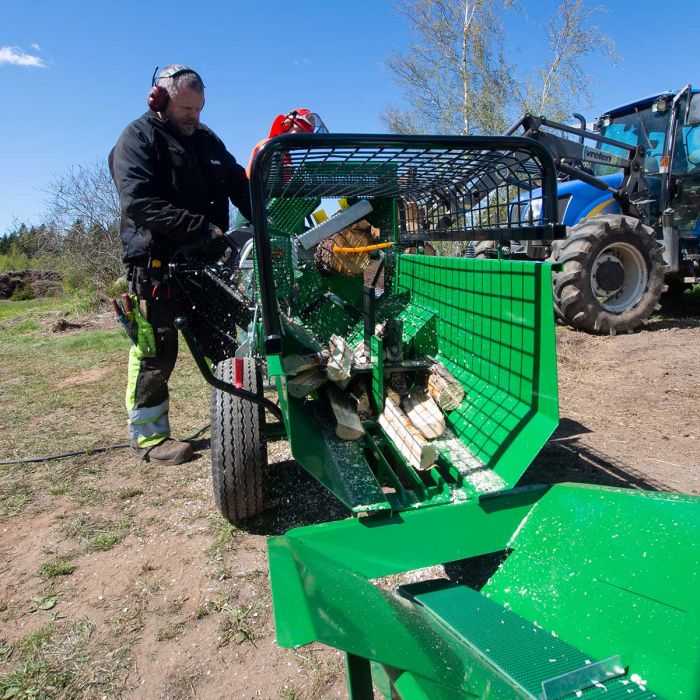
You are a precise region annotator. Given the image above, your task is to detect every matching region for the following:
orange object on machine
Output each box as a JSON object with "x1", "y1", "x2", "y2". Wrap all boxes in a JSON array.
[
  {"x1": 247, "y1": 108, "x2": 328, "y2": 175},
  {"x1": 332, "y1": 242, "x2": 394, "y2": 254}
]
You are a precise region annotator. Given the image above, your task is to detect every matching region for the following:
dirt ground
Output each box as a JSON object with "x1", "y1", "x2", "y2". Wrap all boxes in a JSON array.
[{"x1": 0, "y1": 305, "x2": 698, "y2": 699}]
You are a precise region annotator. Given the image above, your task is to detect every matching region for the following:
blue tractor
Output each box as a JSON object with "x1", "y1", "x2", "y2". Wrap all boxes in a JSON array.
[{"x1": 471, "y1": 85, "x2": 700, "y2": 333}]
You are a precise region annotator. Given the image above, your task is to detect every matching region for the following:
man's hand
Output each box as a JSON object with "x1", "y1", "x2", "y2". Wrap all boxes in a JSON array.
[{"x1": 209, "y1": 224, "x2": 224, "y2": 239}]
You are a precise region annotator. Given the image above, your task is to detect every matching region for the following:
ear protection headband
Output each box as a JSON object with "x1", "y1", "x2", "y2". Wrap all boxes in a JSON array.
[{"x1": 147, "y1": 65, "x2": 203, "y2": 112}]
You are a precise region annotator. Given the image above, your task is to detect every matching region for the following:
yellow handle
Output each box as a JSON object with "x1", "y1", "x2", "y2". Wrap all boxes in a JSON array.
[{"x1": 333, "y1": 242, "x2": 394, "y2": 253}]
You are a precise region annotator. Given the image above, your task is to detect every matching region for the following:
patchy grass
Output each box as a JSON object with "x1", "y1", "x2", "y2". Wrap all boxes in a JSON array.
[
  {"x1": 48, "y1": 482, "x2": 71, "y2": 496},
  {"x1": 194, "y1": 595, "x2": 229, "y2": 620},
  {"x1": 38, "y1": 556, "x2": 76, "y2": 579},
  {"x1": 209, "y1": 515, "x2": 240, "y2": 556},
  {"x1": 0, "y1": 482, "x2": 32, "y2": 517},
  {"x1": 0, "y1": 619, "x2": 130, "y2": 698},
  {"x1": 65, "y1": 514, "x2": 132, "y2": 552},
  {"x1": 217, "y1": 602, "x2": 265, "y2": 647},
  {"x1": 117, "y1": 486, "x2": 143, "y2": 500},
  {"x1": 156, "y1": 621, "x2": 186, "y2": 642}
]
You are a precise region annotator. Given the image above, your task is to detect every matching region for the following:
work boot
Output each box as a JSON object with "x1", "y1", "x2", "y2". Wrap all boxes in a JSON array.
[{"x1": 132, "y1": 438, "x2": 193, "y2": 465}]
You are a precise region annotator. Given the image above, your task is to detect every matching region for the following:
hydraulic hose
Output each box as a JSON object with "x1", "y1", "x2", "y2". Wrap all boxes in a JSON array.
[{"x1": 0, "y1": 424, "x2": 211, "y2": 466}]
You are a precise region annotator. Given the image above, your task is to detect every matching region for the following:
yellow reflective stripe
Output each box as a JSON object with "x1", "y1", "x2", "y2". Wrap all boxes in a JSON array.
[
  {"x1": 585, "y1": 198, "x2": 614, "y2": 219},
  {"x1": 137, "y1": 432, "x2": 169, "y2": 448},
  {"x1": 125, "y1": 343, "x2": 144, "y2": 411}
]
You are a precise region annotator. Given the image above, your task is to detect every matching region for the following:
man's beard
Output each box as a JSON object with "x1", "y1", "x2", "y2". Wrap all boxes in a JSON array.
[{"x1": 175, "y1": 119, "x2": 198, "y2": 136}]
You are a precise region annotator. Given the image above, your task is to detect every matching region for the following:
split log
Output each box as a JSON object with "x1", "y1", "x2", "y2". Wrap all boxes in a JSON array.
[
  {"x1": 283, "y1": 353, "x2": 324, "y2": 377},
  {"x1": 379, "y1": 395, "x2": 437, "y2": 471},
  {"x1": 427, "y1": 363, "x2": 465, "y2": 412},
  {"x1": 327, "y1": 386, "x2": 365, "y2": 440},
  {"x1": 402, "y1": 391, "x2": 445, "y2": 440},
  {"x1": 327, "y1": 334, "x2": 353, "y2": 387},
  {"x1": 287, "y1": 367, "x2": 327, "y2": 399}
]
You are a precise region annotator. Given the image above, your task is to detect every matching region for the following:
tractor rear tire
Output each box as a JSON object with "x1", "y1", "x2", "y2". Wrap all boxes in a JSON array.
[
  {"x1": 550, "y1": 214, "x2": 668, "y2": 334},
  {"x1": 210, "y1": 357, "x2": 268, "y2": 524}
]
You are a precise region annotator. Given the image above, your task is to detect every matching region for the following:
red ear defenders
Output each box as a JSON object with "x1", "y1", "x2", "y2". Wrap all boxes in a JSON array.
[{"x1": 147, "y1": 65, "x2": 202, "y2": 112}]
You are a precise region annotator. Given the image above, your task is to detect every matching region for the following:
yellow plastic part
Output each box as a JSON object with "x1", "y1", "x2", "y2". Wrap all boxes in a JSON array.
[{"x1": 312, "y1": 209, "x2": 328, "y2": 224}]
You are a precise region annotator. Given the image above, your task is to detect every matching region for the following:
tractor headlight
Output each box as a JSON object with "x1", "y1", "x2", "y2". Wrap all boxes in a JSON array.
[{"x1": 522, "y1": 198, "x2": 543, "y2": 224}]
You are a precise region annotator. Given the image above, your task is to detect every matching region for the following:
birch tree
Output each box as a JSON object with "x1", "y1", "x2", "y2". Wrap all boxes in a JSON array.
[{"x1": 383, "y1": 0, "x2": 618, "y2": 134}]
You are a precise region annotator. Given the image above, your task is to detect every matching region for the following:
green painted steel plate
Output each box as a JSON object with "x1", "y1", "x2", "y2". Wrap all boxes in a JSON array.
[{"x1": 413, "y1": 583, "x2": 656, "y2": 698}]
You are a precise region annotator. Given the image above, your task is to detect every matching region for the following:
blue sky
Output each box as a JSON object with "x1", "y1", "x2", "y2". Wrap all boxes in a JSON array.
[{"x1": 1, "y1": 0, "x2": 698, "y2": 234}]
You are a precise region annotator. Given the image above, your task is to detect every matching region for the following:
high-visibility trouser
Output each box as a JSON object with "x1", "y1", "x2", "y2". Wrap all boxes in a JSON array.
[{"x1": 125, "y1": 293, "x2": 179, "y2": 448}]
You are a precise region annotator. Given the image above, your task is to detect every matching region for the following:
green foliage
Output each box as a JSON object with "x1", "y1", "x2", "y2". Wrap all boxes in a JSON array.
[
  {"x1": 38, "y1": 557, "x2": 76, "y2": 579},
  {"x1": 0, "y1": 251, "x2": 32, "y2": 273},
  {"x1": 9, "y1": 283, "x2": 34, "y2": 302}
]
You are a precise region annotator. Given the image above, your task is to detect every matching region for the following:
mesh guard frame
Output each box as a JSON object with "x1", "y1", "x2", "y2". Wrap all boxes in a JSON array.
[{"x1": 249, "y1": 133, "x2": 565, "y2": 344}]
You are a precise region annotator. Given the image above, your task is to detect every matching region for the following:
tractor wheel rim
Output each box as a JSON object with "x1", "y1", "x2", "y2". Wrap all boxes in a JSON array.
[{"x1": 590, "y1": 242, "x2": 649, "y2": 312}]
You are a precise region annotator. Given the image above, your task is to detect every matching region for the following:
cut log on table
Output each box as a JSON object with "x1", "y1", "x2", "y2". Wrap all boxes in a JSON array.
[
  {"x1": 315, "y1": 219, "x2": 380, "y2": 276},
  {"x1": 287, "y1": 367, "x2": 327, "y2": 399},
  {"x1": 427, "y1": 363, "x2": 465, "y2": 412},
  {"x1": 402, "y1": 390, "x2": 445, "y2": 440},
  {"x1": 327, "y1": 334, "x2": 353, "y2": 387},
  {"x1": 379, "y1": 395, "x2": 438, "y2": 471},
  {"x1": 327, "y1": 385, "x2": 365, "y2": 440},
  {"x1": 350, "y1": 386, "x2": 372, "y2": 421}
]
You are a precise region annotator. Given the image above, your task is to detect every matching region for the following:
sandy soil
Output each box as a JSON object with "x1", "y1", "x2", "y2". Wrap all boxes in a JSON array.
[{"x1": 1, "y1": 315, "x2": 698, "y2": 698}]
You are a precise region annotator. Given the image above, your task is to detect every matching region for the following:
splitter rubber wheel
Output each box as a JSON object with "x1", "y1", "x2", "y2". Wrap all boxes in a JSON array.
[{"x1": 210, "y1": 357, "x2": 268, "y2": 524}]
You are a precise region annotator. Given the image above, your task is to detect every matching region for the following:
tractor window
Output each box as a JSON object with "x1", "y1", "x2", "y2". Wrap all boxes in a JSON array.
[
  {"x1": 673, "y1": 125, "x2": 700, "y2": 174},
  {"x1": 594, "y1": 107, "x2": 668, "y2": 176}
]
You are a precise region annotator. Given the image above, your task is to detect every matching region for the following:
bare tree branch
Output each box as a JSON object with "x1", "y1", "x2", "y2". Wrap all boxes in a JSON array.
[{"x1": 384, "y1": 0, "x2": 618, "y2": 134}]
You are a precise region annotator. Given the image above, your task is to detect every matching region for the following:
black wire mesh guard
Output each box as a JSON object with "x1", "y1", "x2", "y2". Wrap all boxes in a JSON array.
[
  {"x1": 251, "y1": 134, "x2": 565, "y2": 242},
  {"x1": 249, "y1": 134, "x2": 566, "y2": 347}
]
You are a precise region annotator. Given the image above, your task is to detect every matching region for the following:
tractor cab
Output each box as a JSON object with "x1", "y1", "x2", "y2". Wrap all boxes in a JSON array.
[{"x1": 595, "y1": 87, "x2": 700, "y2": 236}]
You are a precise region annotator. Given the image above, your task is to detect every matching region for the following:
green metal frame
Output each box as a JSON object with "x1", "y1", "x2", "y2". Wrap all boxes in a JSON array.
[{"x1": 269, "y1": 483, "x2": 700, "y2": 699}]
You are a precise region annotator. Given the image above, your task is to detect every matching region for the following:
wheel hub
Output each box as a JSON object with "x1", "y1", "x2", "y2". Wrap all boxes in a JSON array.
[
  {"x1": 589, "y1": 243, "x2": 649, "y2": 313},
  {"x1": 593, "y1": 255, "x2": 625, "y2": 294}
]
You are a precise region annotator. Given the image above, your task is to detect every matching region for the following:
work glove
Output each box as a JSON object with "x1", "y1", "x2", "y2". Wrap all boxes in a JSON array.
[{"x1": 208, "y1": 224, "x2": 224, "y2": 240}]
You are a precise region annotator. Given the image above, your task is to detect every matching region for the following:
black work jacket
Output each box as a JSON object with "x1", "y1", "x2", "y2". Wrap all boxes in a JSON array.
[{"x1": 109, "y1": 111, "x2": 252, "y2": 264}]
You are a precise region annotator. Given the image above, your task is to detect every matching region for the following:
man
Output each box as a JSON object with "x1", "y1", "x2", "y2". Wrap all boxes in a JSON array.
[{"x1": 109, "y1": 65, "x2": 252, "y2": 465}]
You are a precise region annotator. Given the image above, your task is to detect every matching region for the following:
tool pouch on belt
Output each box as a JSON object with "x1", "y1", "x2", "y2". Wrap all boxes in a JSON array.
[{"x1": 129, "y1": 293, "x2": 157, "y2": 358}]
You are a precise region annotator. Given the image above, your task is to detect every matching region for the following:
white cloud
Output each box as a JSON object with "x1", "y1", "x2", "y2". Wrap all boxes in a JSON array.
[
  {"x1": 0, "y1": 46, "x2": 46, "y2": 68},
  {"x1": 31, "y1": 43, "x2": 41, "y2": 52}
]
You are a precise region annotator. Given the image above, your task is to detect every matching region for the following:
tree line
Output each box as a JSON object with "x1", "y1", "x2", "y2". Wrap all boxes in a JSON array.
[{"x1": 2, "y1": 161, "x2": 122, "y2": 292}]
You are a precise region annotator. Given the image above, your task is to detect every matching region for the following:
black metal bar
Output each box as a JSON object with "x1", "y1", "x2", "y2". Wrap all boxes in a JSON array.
[
  {"x1": 174, "y1": 316, "x2": 284, "y2": 423},
  {"x1": 345, "y1": 653, "x2": 374, "y2": 700},
  {"x1": 363, "y1": 284, "x2": 375, "y2": 359},
  {"x1": 558, "y1": 163, "x2": 616, "y2": 192}
]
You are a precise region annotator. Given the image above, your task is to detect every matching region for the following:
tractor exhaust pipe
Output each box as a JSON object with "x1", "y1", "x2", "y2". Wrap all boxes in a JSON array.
[{"x1": 661, "y1": 208, "x2": 680, "y2": 272}]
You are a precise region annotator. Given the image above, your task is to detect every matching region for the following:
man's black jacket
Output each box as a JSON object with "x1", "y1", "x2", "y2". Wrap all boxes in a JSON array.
[{"x1": 109, "y1": 111, "x2": 252, "y2": 264}]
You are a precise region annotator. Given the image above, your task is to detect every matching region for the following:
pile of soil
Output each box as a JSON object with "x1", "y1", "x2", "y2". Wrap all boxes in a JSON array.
[{"x1": 0, "y1": 269, "x2": 62, "y2": 299}]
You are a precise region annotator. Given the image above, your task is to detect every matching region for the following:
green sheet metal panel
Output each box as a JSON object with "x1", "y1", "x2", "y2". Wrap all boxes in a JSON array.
[
  {"x1": 284, "y1": 397, "x2": 390, "y2": 514},
  {"x1": 267, "y1": 196, "x2": 321, "y2": 235},
  {"x1": 484, "y1": 484, "x2": 700, "y2": 699},
  {"x1": 413, "y1": 584, "x2": 656, "y2": 698},
  {"x1": 396, "y1": 255, "x2": 559, "y2": 490}
]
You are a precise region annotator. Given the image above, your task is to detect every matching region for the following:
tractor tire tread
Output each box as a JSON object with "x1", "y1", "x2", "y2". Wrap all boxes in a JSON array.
[{"x1": 549, "y1": 214, "x2": 666, "y2": 334}]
